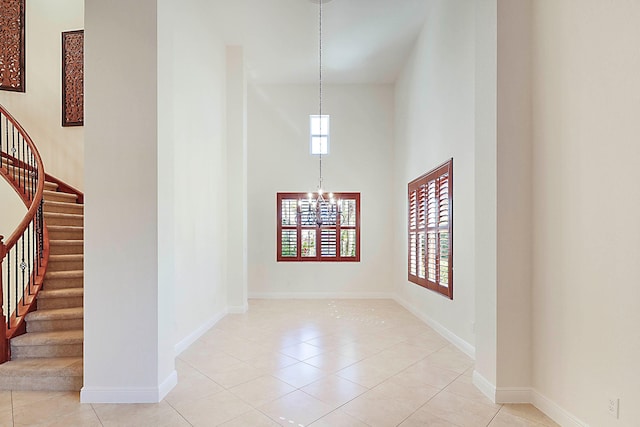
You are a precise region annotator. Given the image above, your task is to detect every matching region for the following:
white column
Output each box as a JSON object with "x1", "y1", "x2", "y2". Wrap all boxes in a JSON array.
[{"x1": 83, "y1": 0, "x2": 176, "y2": 403}]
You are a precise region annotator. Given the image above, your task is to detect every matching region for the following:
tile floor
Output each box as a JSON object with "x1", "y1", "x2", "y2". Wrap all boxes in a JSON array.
[{"x1": 0, "y1": 299, "x2": 559, "y2": 426}]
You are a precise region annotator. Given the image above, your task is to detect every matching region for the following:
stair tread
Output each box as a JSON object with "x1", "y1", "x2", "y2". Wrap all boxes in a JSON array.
[
  {"x1": 44, "y1": 212, "x2": 84, "y2": 219},
  {"x1": 44, "y1": 200, "x2": 83, "y2": 208},
  {"x1": 11, "y1": 330, "x2": 83, "y2": 346},
  {"x1": 26, "y1": 307, "x2": 83, "y2": 321},
  {"x1": 47, "y1": 225, "x2": 83, "y2": 230},
  {"x1": 38, "y1": 288, "x2": 84, "y2": 299},
  {"x1": 45, "y1": 270, "x2": 83, "y2": 279},
  {"x1": 0, "y1": 357, "x2": 82, "y2": 377},
  {"x1": 49, "y1": 254, "x2": 83, "y2": 261},
  {"x1": 49, "y1": 240, "x2": 84, "y2": 246}
]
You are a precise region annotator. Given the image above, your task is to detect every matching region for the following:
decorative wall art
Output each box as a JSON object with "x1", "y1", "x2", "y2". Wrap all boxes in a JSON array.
[
  {"x1": 62, "y1": 30, "x2": 84, "y2": 127},
  {"x1": 0, "y1": 0, "x2": 26, "y2": 92}
]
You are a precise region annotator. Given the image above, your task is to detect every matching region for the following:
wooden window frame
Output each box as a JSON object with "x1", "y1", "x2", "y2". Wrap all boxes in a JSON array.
[
  {"x1": 277, "y1": 192, "x2": 360, "y2": 262},
  {"x1": 408, "y1": 159, "x2": 453, "y2": 299}
]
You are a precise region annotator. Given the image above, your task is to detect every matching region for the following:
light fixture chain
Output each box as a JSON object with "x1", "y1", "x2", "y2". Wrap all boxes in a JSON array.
[{"x1": 318, "y1": 0, "x2": 323, "y2": 192}]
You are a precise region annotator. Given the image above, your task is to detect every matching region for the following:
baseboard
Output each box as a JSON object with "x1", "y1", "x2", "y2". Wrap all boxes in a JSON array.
[
  {"x1": 174, "y1": 309, "x2": 228, "y2": 356},
  {"x1": 472, "y1": 370, "x2": 496, "y2": 402},
  {"x1": 495, "y1": 386, "x2": 531, "y2": 403},
  {"x1": 227, "y1": 303, "x2": 248, "y2": 314},
  {"x1": 80, "y1": 370, "x2": 177, "y2": 403},
  {"x1": 393, "y1": 296, "x2": 475, "y2": 359},
  {"x1": 531, "y1": 389, "x2": 589, "y2": 427},
  {"x1": 248, "y1": 292, "x2": 393, "y2": 299},
  {"x1": 158, "y1": 370, "x2": 178, "y2": 401}
]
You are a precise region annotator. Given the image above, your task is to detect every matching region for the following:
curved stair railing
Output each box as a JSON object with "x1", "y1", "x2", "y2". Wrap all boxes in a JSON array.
[{"x1": 0, "y1": 104, "x2": 47, "y2": 363}]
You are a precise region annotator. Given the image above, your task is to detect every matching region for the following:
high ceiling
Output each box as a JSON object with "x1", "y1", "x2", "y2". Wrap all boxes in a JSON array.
[{"x1": 206, "y1": 0, "x2": 431, "y2": 84}]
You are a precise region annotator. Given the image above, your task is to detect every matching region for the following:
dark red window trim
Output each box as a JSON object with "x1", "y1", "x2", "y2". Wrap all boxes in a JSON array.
[
  {"x1": 408, "y1": 159, "x2": 453, "y2": 299},
  {"x1": 277, "y1": 192, "x2": 361, "y2": 262}
]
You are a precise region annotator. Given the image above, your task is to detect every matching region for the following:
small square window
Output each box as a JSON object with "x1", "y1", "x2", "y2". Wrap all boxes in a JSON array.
[{"x1": 310, "y1": 115, "x2": 330, "y2": 155}]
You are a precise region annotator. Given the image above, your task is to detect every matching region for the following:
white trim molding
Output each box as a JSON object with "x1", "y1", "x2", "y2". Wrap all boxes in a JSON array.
[
  {"x1": 472, "y1": 370, "x2": 496, "y2": 402},
  {"x1": 80, "y1": 370, "x2": 177, "y2": 403},
  {"x1": 248, "y1": 292, "x2": 393, "y2": 300},
  {"x1": 393, "y1": 296, "x2": 475, "y2": 359},
  {"x1": 531, "y1": 390, "x2": 590, "y2": 427}
]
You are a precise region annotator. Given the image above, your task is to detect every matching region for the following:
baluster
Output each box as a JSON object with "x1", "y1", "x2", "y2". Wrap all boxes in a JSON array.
[{"x1": 0, "y1": 236, "x2": 7, "y2": 363}]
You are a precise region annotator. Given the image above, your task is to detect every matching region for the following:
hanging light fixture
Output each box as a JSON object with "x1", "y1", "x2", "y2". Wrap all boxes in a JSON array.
[{"x1": 300, "y1": 0, "x2": 338, "y2": 227}]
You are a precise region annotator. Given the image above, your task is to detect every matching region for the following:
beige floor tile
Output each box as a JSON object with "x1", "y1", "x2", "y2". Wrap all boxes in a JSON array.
[
  {"x1": 10, "y1": 391, "x2": 77, "y2": 410},
  {"x1": 444, "y1": 374, "x2": 500, "y2": 407},
  {"x1": 309, "y1": 409, "x2": 371, "y2": 427},
  {"x1": 305, "y1": 334, "x2": 354, "y2": 350},
  {"x1": 245, "y1": 351, "x2": 300, "y2": 372},
  {"x1": 340, "y1": 390, "x2": 423, "y2": 427},
  {"x1": 165, "y1": 366, "x2": 224, "y2": 406},
  {"x1": 303, "y1": 351, "x2": 361, "y2": 373},
  {"x1": 398, "y1": 359, "x2": 462, "y2": 389},
  {"x1": 335, "y1": 360, "x2": 395, "y2": 389},
  {"x1": 202, "y1": 362, "x2": 267, "y2": 388},
  {"x1": 423, "y1": 345, "x2": 474, "y2": 374},
  {"x1": 0, "y1": 392, "x2": 11, "y2": 414},
  {"x1": 218, "y1": 409, "x2": 281, "y2": 426},
  {"x1": 501, "y1": 404, "x2": 559, "y2": 426},
  {"x1": 25, "y1": 406, "x2": 102, "y2": 427},
  {"x1": 279, "y1": 342, "x2": 326, "y2": 361},
  {"x1": 272, "y1": 362, "x2": 327, "y2": 388},
  {"x1": 93, "y1": 401, "x2": 190, "y2": 427},
  {"x1": 12, "y1": 392, "x2": 88, "y2": 426},
  {"x1": 301, "y1": 375, "x2": 368, "y2": 407},
  {"x1": 259, "y1": 390, "x2": 334, "y2": 427},
  {"x1": 229, "y1": 375, "x2": 296, "y2": 406},
  {"x1": 179, "y1": 350, "x2": 244, "y2": 375},
  {"x1": 0, "y1": 409, "x2": 12, "y2": 427},
  {"x1": 489, "y1": 410, "x2": 548, "y2": 427},
  {"x1": 333, "y1": 342, "x2": 383, "y2": 360},
  {"x1": 171, "y1": 390, "x2": 253, "y2": 426},
  {"x1": 399, "y1": 407, "x2": 463, "y2": 427},
  {"x1": 419, "y1": 391, "x2": 501, "y2": 427}
]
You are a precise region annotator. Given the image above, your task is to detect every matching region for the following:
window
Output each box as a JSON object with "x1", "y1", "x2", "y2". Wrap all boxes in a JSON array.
[
  {"x1": 277, "y1": 192, "x2": 360, "y2": 262},
  {"x1": 310, "y1": 115, "x2": 330, "y2": 155},
  {"x1": 408, "y1": 159, "x2": 453, "y2": 299}
]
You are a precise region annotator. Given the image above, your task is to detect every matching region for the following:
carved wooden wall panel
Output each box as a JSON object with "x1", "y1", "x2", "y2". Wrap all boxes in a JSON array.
[
  {"x1": 62, "y1": 30, "x2": 84, "y2": 127},
  {"x1": 0, "y1": 0, "x2": 26, "y2": 92}
]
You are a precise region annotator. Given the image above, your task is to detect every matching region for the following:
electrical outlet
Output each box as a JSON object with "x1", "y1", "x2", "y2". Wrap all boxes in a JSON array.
[{"x1": 607, "y1": 397, "x2": 619, "y2": 419}]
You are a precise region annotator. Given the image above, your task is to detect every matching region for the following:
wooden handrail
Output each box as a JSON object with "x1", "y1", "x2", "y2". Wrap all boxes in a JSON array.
[{"x1": 0, "y1": 103, "x2": 47, "y2": 362}]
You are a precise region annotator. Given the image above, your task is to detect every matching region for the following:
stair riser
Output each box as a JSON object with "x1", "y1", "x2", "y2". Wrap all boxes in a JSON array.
[
  {"x1": 0, "y1": 375, "x2": 82, "y2": 391},
  {"x1": 47, "y1": 260, "x2": 83, "y2": 271},
  {"x1": 36, "y1": 297, "x2": 83, "y2": 310},
  {"x1": 44, "y1": 193, "x2": 78, "y2": 203},
  {"x1": 45, "y1": 217, "x2": 83, "y2": 227},
  {"x1": 26, "y1": 319, "x2": 83, "y2": 333},
  {"x1": 43, "y1": 277, "x2": 83, "y2": 289},
  {"x1": 11, "y1": 344, "x2": 82, "y2": 358},
  {"x1": 48, "y1": 230, "x2": 83, "y2": 240},
  {"x1": 44, "y1": 204, "x2": 83, "y2": 215},
  {"x1": 49, "y1": 244, "x2": 83, "y2": 255}
]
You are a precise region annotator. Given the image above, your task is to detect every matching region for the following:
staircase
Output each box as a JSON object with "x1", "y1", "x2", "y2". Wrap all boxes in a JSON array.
[{"x1": 0, "y1": 177, "x2": 84, "y2": 391}]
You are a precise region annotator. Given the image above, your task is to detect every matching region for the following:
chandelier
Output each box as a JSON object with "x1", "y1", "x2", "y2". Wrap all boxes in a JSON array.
[{"x1": 301, "y1": 0, "x2": 337, "y2": 227}]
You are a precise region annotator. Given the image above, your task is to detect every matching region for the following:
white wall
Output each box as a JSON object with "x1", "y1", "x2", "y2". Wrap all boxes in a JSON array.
[
  {"x1": 393, "y1": 0, "x2": 476, "y2": 352},
  {"x1": 83, "y1": 0, "x2": 175, "y2": 403},
  {"x1": 160, "y1": 0, "x2": 230, "y2": 349},
  {"x1": 0, "y1": 0, "x2": 84, "y2": 190},
  {"x1": 226, "y1": 46, "x2": 248, "y2": 313},
  {"x1": 531, "y1": 1, "x2": 640, "y2": 425},
  {"x1": 247, "y1": 84, "x2": 394, "y2": 297}
]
